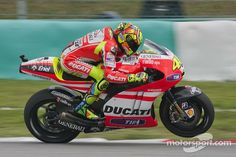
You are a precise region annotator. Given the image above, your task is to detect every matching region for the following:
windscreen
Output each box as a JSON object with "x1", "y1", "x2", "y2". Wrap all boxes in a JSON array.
[{"x1": 140, "y1": 39, "x2": 170, "y2": 56}]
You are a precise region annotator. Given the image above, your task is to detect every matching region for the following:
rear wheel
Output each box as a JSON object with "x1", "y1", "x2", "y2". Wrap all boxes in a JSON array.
[
  {"x1": 159, "y1": 93, "x2": 214, "y2": 137},
  {"x1": 24, "y1": 89, "x2": 79, "y2": 143}
]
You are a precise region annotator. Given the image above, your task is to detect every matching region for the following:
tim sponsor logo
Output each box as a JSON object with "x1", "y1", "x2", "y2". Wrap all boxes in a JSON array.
[
  {"x1": 167, "y1": 74, "x2": 181, "y2": 81},
  {"x1": 111, "y1": 119, "x2": 145, "y2": 126}
]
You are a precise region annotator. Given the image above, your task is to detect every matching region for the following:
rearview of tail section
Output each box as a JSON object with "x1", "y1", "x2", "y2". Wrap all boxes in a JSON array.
[
  {"x1": 19, "y1": 56, "x2": 93, "y2": 92},
  {"x1": 19, "y1": 56, "x2": 57, "y2": 80}
]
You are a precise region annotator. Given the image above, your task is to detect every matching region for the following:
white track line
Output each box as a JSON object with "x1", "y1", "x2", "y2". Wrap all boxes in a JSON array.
[
  {"x1": 0, "y1": 137, "x2": 168, "y2": 144},
  {"x1": 0, "y1": 107, "x2": 23, "y2": 110},
  {"x1": 0, "y1": 137, "x2": 235, "y2": 144}
]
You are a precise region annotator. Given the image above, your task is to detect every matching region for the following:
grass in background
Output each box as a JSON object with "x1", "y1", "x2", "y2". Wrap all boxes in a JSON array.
[
  {"x1": 0, "y1": 79, "x2": 236, "y2": 139},
  {"x1": 2, "y1": 0, "x2": 236, "y2": 19}
]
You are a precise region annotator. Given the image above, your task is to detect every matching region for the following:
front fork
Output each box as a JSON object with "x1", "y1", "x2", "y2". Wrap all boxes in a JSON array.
[{"x1": 166, "y1": 89, "x2": 189, "y2": 120}]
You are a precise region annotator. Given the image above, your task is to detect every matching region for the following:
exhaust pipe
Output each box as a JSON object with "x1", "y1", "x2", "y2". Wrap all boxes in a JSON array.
[{"x1": 58, "y1": 112, "x2": 104, "y2": 131}]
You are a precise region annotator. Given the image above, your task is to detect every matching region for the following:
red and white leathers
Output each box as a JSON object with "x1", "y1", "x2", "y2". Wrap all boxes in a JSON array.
[
  {"x1": 61, "y1": 27, "x2": 131, "y2": 84},
  {"x1": 60, "y1": 27, "x2": 132, "y2": 119}
]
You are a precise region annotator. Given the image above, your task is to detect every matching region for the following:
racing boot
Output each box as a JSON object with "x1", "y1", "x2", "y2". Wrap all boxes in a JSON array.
[{"x1": 74, "y1": 94, "x2": 99, "y2": 120}]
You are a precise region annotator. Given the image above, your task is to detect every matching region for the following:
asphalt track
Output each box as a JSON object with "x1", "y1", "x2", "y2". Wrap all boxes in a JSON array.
[{"x1": 0, "y1": 141, "x2": 235, "y2": 157}]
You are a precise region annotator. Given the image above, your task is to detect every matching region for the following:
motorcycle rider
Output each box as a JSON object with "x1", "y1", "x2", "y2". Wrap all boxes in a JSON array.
[{"x1": 60, "y1": 22, "x2": 148, "y2": 120}]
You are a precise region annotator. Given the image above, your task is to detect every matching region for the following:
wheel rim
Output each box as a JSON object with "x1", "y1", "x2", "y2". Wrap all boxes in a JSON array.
[
  {"x1": 169, "y1": 99, "x2": 210, "y2": 131},
  {"x1": 37, "y1": 102, "x2": 66, "y2": 134}
]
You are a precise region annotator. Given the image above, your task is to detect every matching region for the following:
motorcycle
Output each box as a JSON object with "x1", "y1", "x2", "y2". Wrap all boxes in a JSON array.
[{"x1": 19, "y1": 39, "x2": 214, "y2": 143}]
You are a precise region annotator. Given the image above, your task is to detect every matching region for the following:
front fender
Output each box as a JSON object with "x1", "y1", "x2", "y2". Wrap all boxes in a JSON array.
[{"x1": 163, "y1": 86, "x2": 202, "y2": 102}]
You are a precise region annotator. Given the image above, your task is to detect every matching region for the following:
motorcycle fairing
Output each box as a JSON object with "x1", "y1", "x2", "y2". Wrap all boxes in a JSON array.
[
  {"x1": 103, "y1": 91, "x2": 162, "y2": 128},
  {"x1": 20, "y1": 57, "x2": 93, "y2": 92}
]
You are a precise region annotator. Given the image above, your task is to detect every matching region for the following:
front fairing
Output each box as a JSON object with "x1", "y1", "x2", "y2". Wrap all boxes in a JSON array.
[
  {"x1": 138, "y1": 39, "x2": 184, "y2": 73},
  {"x1": 114, "y1": 39, "x2": 184, "y2": 92},
  {"x1": 115, "y1": 39, "x2": 184, "y2": 75}
]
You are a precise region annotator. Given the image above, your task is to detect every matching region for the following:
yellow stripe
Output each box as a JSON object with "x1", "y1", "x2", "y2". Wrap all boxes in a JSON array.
[
  {"x1": 94, "y1": 41, "x2": 107, "y2": 55},
  {"x1": 53, "y1": 57, "x2": 64, "y2": 80}
]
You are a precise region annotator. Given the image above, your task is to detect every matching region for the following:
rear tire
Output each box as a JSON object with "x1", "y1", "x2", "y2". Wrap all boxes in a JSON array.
[
  {"x1": 24, "y1": 89, "x2": 79, "y2": 143},
  {"x1": 159, "y1": 93, "x2": 214, "y2": 137}
]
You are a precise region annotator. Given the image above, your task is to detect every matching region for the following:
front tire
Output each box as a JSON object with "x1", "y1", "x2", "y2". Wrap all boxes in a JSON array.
[
  {"x1": 159, "y1": 93, "x2": 214, "y2": 137},
  {"x1": 24, "y1": 89, "x2": 79, "y2": 143}
]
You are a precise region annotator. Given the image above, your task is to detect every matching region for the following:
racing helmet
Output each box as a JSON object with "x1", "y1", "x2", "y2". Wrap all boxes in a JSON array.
[{"x1": 114, "y1": 22, "x2": 143, "y2": 56}]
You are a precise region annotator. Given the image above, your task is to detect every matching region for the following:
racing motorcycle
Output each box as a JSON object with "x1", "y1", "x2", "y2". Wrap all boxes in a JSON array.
[{"x1": 19, "y1": 39, "x2": 214, "y2": 143}]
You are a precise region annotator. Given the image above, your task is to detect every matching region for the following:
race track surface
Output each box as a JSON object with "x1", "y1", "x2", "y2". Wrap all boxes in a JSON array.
[{"x1": 0, "y1": 142, "x2": 235, "y2": 157}]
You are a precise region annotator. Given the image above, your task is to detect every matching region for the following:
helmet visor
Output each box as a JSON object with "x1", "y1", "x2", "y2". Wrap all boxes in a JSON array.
[{"x1": 126, "y1": 35, "x2": 139, "y2": 52}]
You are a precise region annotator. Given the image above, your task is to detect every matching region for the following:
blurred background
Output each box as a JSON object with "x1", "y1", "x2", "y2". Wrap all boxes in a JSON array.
[
  {"x1": 0, "y1": 0, "x2": 235, "y2": 140},
  {"x1": 1, "y1": 0, "x2": 236, "y2": 19}
]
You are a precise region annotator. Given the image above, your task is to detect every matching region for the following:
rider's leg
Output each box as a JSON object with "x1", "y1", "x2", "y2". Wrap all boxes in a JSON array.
[{"x1": 75, "y1": 64, "x2": 109, "y2": 119}]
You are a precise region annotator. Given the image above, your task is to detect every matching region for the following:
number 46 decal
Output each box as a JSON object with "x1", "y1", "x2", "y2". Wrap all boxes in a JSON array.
[{"x1": 173, "y1": 56, "x2": 182, "y2": 71}]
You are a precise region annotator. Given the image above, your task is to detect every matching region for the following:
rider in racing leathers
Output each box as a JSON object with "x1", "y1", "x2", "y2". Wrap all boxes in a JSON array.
[{"x1": 60, "y1": 22, "x2": 148, "y2": 120}]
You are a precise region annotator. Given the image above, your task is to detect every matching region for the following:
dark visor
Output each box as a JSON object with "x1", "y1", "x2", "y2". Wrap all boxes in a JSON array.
[{"x1": 126, "y1": 35, "x2": 139, "y2": 52}]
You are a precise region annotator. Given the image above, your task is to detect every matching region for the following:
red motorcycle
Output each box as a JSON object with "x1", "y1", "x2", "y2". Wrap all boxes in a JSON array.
[{"x1": 19, "y1": 39, "x2": 214, "y2": 143}]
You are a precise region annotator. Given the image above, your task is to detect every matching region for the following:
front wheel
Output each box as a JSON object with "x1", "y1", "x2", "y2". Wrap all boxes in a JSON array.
[
  {"x1": 159, "y1": 93, "x2": 214, "y2": 137},
  {"x1": 24, "y1": 89, "x2": 79, "y2": 143}
]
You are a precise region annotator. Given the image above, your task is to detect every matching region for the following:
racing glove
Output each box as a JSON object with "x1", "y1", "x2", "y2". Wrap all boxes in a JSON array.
[{"x1": 128, "y1": 72, "x2": 148, "y2": 83}]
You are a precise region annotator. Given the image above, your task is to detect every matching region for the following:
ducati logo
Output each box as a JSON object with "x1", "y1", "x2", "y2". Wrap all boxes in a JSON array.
[{"x1": 104, "y1": 105, "x2": 151, "y2": 115}]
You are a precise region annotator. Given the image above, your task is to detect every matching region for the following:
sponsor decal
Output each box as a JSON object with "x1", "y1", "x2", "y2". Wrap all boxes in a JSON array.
[
  {"x1": 181, "y1": 102, "x2": 189, "y2": 110},
  {"x1": 31, "y1": 65, "x2": 37, "y2": 71},
  {"x1": 107, "y1": 74, "x2": 126, "y2": 82},
  {"x1": 105, "y1": 53, "x2": 115, "y2": 67},
  {"x1": 104, "y1": 105, "x2": 151, "y2": 116},
  {"x1": 68, "y1": 62, "x2": 91, "y2": 74},
  {"x1": 140, "y1": 54, "x2": 161, "y2": 59},
  {"x1": 74, "y1": 38, "x2": 83, "y2": 47},
  {"x1": 122, "y1": 56, "x2": 137, "y2": 65},
  {"x1": 167, "y1": 74, "x2": 181, "y2": 81},
  {"x1": 38, "y1": 66, "x2": 51, "y2": 72},
  {"x1": 185, "y1": 108, "x2": 195, "y2": 118},
  {"x1": 87, "y1": 29, "x2": 104, "y2": 43},
  {"x1": 58, "y1": 120, "x2": 85, "y2": 131},
  {"x1": 56, "y1": 97, "x2": 72, "y2": 107},
  {"x1": 51, "y1": 91, "x2": 74, "y2": 101},
  {"x1": 111, "y1": 119, "x2": 145, "y2": 126},
  {"x1": 31, "y1": 65, "x2": 51, "y2": 72},
  {"x1": 189, "y1": 87, "x2": 201, "y2": 95},
  {"x1": 141, "y1": 59, "x2": 160, "y2": 65}
]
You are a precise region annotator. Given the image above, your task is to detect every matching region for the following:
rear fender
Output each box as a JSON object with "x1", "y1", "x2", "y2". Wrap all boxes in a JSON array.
[
  {"x1": 48, "y1": 85, "x2": 84, "y2": 107},
  {"x1": 163, "y1": 86, "x2": 202, "y2": 102}
]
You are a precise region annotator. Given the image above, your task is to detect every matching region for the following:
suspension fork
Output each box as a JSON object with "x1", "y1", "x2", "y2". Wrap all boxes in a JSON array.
[{"x1": 166, "y1": 89, "x2": 188, "y2": 120}]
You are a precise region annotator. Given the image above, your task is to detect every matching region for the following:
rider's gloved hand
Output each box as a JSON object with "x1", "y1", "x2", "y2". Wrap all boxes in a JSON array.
[{"x1": 128, "y1": 72, "x2": 148, "y2": 83}]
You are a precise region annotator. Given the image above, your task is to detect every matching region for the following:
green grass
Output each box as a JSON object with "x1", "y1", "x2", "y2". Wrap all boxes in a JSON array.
[
  {"x1": 0, "y1": 79, "x2": 236, "y2": 140},
  {"x1": 1, "y1": 0, "x2": 236, "y2": 19}
]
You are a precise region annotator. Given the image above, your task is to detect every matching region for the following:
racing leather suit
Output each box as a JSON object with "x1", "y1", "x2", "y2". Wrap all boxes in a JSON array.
[{"x1": 60, "y1": 27, "x2": 132, "y2": 117}]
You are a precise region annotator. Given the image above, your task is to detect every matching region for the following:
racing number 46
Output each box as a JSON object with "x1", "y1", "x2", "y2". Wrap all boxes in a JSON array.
[{"x1": 172, "y1": 56, "x2": 182, "y2": 71}]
